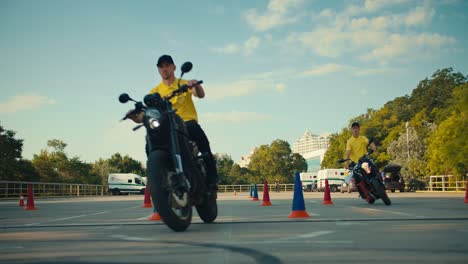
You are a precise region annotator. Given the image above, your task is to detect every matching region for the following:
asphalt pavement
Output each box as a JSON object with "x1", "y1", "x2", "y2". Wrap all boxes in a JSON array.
[{"x1": 1, "y1": 191, "x2": 467, "y2": 264}]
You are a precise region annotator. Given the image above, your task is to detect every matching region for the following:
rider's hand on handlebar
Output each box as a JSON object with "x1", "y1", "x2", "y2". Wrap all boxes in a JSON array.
[
  {"x1": 187, "y1": 79, "x2": 201, "y2": 88},
  {"x1": 126, "y1": 110, "x2": 144, "y2": 124}
]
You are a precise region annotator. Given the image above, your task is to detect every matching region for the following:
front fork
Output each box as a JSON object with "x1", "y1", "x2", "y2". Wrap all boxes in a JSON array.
[{"x1": 167, "y1": 111, "x2": 191, "y2": 197}]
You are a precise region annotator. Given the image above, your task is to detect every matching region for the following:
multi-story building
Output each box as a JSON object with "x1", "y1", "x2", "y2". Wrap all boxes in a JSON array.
[
  {"x1": 292, "y1": 130, "x2": 331, "y2": 172},
  {"x1": 292, "y1": 130, "x2": 330, "y2": 155}
]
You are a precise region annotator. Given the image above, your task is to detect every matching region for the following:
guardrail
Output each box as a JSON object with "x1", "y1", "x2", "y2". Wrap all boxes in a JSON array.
[
  {"x1": 1, "y1": 178, "x2": 466, "y2": 199},
  {"x1": 217, "y1": 184, "x2": 295, "y2": 193},
  {"x1": 0, "y1": 181, "x2": 107, "y2": 199}
]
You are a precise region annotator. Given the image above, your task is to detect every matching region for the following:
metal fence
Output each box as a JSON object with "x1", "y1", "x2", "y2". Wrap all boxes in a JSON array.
[
  {"x1": 0, "y1": 181, "x2": 107, "y2": 199},
  {"x1": 217, "y1": 184, "x2": 295, "y2": 193},
  {"x1": 427, "y1": 175, "x2": 467, "y2": 192},
  {"x1": 1, "y1": 177, "x2": 466, "y2": 199}
]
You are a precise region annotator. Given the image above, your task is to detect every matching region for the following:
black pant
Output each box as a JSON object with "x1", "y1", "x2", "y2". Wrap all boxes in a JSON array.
[{"x1": 185, "y1": 120, "x2": 218, "y2": 185}]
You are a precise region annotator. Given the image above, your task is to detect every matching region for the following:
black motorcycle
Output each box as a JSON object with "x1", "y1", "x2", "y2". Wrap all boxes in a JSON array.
[
  {"x1": 339, "y1": 149, "x2": 391, "y2": 206},
  {"x1": 119, "y1": 62, "x2": 217, "y2": 231}
]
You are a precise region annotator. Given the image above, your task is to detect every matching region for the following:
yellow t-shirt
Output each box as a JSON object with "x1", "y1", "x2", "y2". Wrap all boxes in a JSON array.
[
  {"x1": 346, "y1": 135, "x2": 369, "y2": 162},
  {"x1": 149, "y1": 79, "x2": 198, "y2": 122}
]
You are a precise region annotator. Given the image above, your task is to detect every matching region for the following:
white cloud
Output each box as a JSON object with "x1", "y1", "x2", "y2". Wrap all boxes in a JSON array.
[
  {"x1": 212, "y1": 36, "x2": 261, "y2": 56},
  {"x1": 202, "y1": 111, "x2": 271, "y2": 123},
  {"x1": 286, "y1": 1, "x2": 454, "y2": 64},
  {"x1": 405, "y1": 5, "x2": 435, "y2": 26},
  {"x1": 212, "y1": 43, "x2": 239, "y2": 55},
  {"x1": 275, "y1": 83, "x2": 286, "y2": 92},
  {"x1": 301, "y1": 63, "x2": 352, "y2": 76},
  {"x1": 207, "y1": 80, "x2": 258, "y2": 100},
  {"x1": 0, "y1": 94, "x2": 55, "y2": 114},
  {"x1": 300, "y1": 63, "x2": 398, "y2": 77},
  {"x1": 244, "y1": 0, "x2": 304, "y2": 31},
  {"x1": 361, "y1": 33, "x2": 456, "y2": 62},
  {"x1": 243, "y1": 36, "x2": 261, "y2": 55}
]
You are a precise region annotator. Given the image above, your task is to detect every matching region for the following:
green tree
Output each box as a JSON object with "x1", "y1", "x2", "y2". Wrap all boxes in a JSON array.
[
  {"x1": 426, "y1": 84, "x2": 468, "y2": 179},
  {"x1": 387, "y1": 126, "x2": 428, "y2": 179},
  {"x1": 213, "y1": 153, "x2": 234, "y2": 184},
  {"x1": 107, "y1": 153, "x2": 145, "y2": 176},
  {"x1": 32, "y1": 139, "x2": 99, "y2": 184},
  {"x1": 321, "y1": 128, "x2": 349, "y2": 169},
  {"x1": 248, "y1": 139, "x2": 307, "y2": 183},
  {"x1": 0, "y1": 124, "x2": 23, "y2": 180}
]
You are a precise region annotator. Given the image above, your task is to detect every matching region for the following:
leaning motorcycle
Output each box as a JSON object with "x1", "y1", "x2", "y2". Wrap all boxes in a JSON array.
[
  {"x1": 119, "y1": 62, "x2": 217, "y2": 231},
  {"x1": 339, "y1": 149, "x2": 391, "y2": 206}
]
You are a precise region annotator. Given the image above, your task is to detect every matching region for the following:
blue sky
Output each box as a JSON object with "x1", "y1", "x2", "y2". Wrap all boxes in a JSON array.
[{"x1": 1, "y1": 0, "x2": 467, "y2": 164}]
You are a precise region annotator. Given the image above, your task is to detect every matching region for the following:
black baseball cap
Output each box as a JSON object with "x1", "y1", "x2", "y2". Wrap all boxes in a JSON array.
[
  {"x1": 351, "y1": 122, "x2": 360, "y2": 128},
  {"x1": 157, "y1": 55, "x2": 174, "y2": 67}
]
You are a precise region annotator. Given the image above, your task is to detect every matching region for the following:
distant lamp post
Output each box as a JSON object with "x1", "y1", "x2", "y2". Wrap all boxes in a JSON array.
[{"x1": 406, "y1": 122, "x2": 410, "y2": 160}]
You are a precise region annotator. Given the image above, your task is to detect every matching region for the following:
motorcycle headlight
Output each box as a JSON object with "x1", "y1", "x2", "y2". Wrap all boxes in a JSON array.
[{"x1": 145, "y1": 109, "x2": 162, "y2": 130}]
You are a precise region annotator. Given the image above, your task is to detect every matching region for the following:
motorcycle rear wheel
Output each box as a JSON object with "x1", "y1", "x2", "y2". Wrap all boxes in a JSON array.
[{"x1": 147, "y1": 150, "x2": 192, "y2": 232}]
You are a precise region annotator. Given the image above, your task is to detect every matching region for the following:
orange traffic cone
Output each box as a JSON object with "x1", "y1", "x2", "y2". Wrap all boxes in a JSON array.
[
  {"x1": 323, "y1": 178, "x2": 334, "y2": 205},
  {"x1": 149, "y1": 206, "x2": 161, "y2": 221},
  {"x1": 464, "y1": 179, "x2": 468, "y2": 204},
  {"x1": 142, "y1": 187, "x2": 152, "y2": 208},
  {"x1": 262, "y1": 180, "x2": 272, "y2": 206},
  {"x1": 24, "y1": 184, "x2": 37, "y2": 210},
  {"x1": 19, "y1": 192, "x2": 25, "y2": 207},
  {"x1": 288, "y1": 172, "x2": 310, "y2": 218}
]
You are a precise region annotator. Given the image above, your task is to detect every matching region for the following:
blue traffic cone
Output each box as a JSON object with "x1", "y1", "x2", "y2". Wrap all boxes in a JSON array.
[
  {"x1": 288, "y1": 172, "x2": 310, "y2": 218},
  {"x1": 249, "y1": 185, "x2": 253, "y2": 198},
  {"x1": 252, "y1": 183, "x2": 259, "y2": 201}
]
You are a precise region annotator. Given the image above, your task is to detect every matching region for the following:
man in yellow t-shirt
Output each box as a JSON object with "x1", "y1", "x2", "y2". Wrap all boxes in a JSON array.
[
  {"x1": 346, "y1": 122, "x2": 376, "y2": 164},
  {"x1": 129, "y1": 55, "x2": 218, "y2": 191}
]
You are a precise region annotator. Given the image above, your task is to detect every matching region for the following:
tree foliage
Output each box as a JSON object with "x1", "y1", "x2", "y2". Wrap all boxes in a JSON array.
[
  {"x1": 322, "y1": 68, "x2": 467, "y2": 181},
  {"x1": 248, "y1": 139, "x2": 307, "y2": 183}
]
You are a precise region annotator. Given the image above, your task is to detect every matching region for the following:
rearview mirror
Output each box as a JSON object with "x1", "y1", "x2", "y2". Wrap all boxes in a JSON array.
[
  {"x1": 181, "y1": 62, "x2": 193, "y2": 74},
  {"x1": 119, "y1": 93, "x2": 131, "y2": 103}
]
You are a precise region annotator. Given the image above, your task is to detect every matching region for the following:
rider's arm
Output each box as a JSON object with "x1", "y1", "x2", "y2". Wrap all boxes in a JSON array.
[
  {"x1": 345, "y1": 139, "x2": 351, "y2": 167},
  {"x1": 188, "y1": 79, "x2": 205, "y2": 98},
  {"x1": 345, "y1": 150, "x2": 351, "y2": 167}
]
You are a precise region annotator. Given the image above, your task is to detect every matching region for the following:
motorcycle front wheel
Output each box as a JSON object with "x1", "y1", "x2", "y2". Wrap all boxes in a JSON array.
[
  {"x1": 147, "y1": 150, "x2": 192, "y2": 232},
  {"x1": 372, "y1": 180, "x2": 391, "y2": 206},
  {"x1": 196, "y1": 193, "x2": 218, "y2": 223}
]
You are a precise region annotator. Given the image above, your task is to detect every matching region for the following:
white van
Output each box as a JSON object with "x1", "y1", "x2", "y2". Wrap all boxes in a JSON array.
[
  {"x1": 317, "y1": 169, "x2": 349, "y2": 192},
  {"x1": 300, "y1": 172, "x2": 318, "y2": 191},
  {"x1": 108, "y1": 173, "x2": 147, "y2": 195}
]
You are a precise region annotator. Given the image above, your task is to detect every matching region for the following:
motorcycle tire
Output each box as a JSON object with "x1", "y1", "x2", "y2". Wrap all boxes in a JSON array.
[
  {"x1": 196, "y1": 194, "x2": 218, "y2": 223},
  {"x1": 147, "y1": 150, "x2": 192, "y2": 232},
  {"x1": 372, "y1": 180, "x2": 391, "y2": 206}
]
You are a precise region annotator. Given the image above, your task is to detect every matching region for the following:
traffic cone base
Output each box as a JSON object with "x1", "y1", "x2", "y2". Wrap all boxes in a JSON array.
[
  {"x1": 262, "y1": 201, "x2": 272, "y2": 206},
  {"x1": 142, "y1": 203, "x2": 152, "y2": 208},
  {"x1": 323, "y1": 200, "x2": 334, "y2": 205},
  {"x1": 288, "y1": 210, "x2": 310, "y2": 218},
  {"x1": 149, "y1": 212, "x2": 161, "y2": 221}
]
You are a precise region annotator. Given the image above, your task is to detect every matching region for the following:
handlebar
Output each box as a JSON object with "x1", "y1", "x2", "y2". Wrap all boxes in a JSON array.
[{"x1": 166, "y1": 80, "x2": 203, "y2": 100}]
